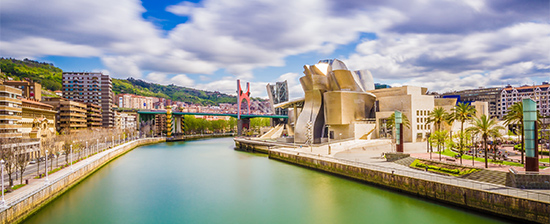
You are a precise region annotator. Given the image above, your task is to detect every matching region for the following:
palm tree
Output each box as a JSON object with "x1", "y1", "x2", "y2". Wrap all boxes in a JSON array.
[
  {"x1": 467, "y1": 115, "x2": 504, "y2": 168},
  {"x1": 427, "y1": 107, "x2": 448, "y2": 131},
  {"x1": 450, "y1": 102, "x2": 477, "y2": 164},
  {"x1": 503, "y1": 102, "x2": 524, "y2": 164},
  {"x1": 386, "y1": 112, "x2": 411, "y2": 130},
  {"x1": 432, "y1": 130, "x2": 448, "y2": 161}
]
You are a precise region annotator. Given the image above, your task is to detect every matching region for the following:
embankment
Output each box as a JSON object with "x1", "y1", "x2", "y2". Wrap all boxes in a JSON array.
[
  {"x1": 268, "y1": 150, "x2": 549, "y2": 224},
  {"x1": 0, "y1": 138, "x2": 164, "y2": 224}
]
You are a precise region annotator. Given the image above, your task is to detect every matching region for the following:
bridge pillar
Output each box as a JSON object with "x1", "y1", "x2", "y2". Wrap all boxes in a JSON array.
[
  {"x1": 139, "y1": 113, "x2": 155, "y2": 137},
  {"x1": 167, "y1": 106, "x2": 173, "y2": 138},
  {"x1": 238, "y1": 118, "x2": 250, "y2": 136},
  {"x1": 175, "y1": 115, "x2": 182, "y2": 134}
]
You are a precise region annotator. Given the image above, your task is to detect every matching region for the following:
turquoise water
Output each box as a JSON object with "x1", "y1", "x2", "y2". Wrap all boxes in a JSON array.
[{"x1": 23, "y1": 138, "x2": 511, "y2": 224}]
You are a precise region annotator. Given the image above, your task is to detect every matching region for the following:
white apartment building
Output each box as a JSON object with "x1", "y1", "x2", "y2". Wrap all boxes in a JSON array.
[
  {"x1": 116, "y1": 94, "x2": 155, "y2": 110},
  {"x1": 497, "y1": 83, "x2": 550, "y2": 118},
  {"x1": 114, "y1": 112, "x2": 136, "y2": 130}
]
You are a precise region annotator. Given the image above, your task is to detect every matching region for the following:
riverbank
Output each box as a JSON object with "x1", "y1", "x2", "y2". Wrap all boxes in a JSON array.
[
  {"x1": 235, "y1": 138, "x2": 550, "y2": 223},
  {"x1": 0, "y1": 137, "x2": 165, "y2": 224}
]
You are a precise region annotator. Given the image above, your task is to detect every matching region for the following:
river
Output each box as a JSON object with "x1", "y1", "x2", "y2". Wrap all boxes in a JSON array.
[{"x1": 23, "y1": 138, "x2": 511, "y2": 224}]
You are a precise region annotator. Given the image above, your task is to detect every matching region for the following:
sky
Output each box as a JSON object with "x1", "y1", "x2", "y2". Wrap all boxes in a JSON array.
[{"x1": 1, "y1": 0, "x2": 549, "y2": 99}]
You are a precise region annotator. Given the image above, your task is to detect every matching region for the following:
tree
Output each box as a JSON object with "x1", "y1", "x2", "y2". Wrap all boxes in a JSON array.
[
  {"x1": 450, "y1": 102, "x2": 477, "y2": 164},
  {"x1": 15, "y1": 142, "x2": 31, "y2": 185},
  {"x1": 432, "y1": 130, "x2": 448, "y2": 161},
  {"x1": 467, "y1": 115, "x2": 504, "y2": 168},
  {"x1": 503, "y1": 102, "x2": 543, "y2": 163},
  {"x1": 504, "y1": 102, "x2": 524, "y2": 164},
  {"x1": 427, "y1": 107, "x2": 448, "y2": 131},
  {"x1": 386, "y1": 112, "x2": 411, "y2": 130},
  {"x1": 0, "y1": 138, "x2": 17, "y2": 187}
]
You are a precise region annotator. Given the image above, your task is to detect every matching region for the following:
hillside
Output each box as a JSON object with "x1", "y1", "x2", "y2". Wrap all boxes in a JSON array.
[
  {"x1": 114, "y1": 78, "x2": 237, "y2": 105},
  {"x1": 0, "y1": 58, "x2": 63, "y2": 91},
  {"x1": 0, "y1": 58, "x2": 240, "y2": 105}
]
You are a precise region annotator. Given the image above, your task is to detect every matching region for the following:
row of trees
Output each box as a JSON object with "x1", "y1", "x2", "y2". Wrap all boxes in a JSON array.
[
  {"x1": 0, "y1": 128, "x2": 136, "y2": 188},
  {"x1": 182, "y1": 116, "x2": 271, "y2": 135},
  {"x1": 419, "y1": 101, "x2": 534, "y2": 168}
]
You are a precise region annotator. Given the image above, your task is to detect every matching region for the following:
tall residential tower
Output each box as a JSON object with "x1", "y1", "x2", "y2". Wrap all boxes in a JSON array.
[{"x1": 62, "y1": 72, "x2": 113, "y2": 127}]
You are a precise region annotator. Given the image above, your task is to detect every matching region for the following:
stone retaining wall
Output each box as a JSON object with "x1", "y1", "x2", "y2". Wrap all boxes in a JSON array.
[
  {"x1": 0, "y1": 138, "x2": 164, "y2": 224},
  {"x1": 506, "y1": 173, "x2": 550, "y2": 189},
  {"x1": 269, "y1": 150, "x2": 550, "y2": 224}
]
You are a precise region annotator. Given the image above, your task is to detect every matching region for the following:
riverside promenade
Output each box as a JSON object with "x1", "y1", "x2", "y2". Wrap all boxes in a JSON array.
[
  {"x1": 0, "y1": 137, "x2": 165, "y2": 224},
  {"x1": 235, "y1": 137, "x2": 550, "y2": 223}
]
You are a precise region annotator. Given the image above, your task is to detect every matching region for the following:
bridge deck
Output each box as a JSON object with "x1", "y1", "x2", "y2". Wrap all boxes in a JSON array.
[{"x1": 137, "y1": 111, "x2": 288, "y2": 119}]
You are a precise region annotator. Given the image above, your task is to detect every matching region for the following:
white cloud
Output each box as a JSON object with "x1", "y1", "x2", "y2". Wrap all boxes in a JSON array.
[
  {"x1": 344, "y1": 23, "x2": 550, "y2": 92},
  {"x1": 1, "y1": 0, "x2": 549, "y2": 96},
  {"x1": 170, "y1": 74, "x2": 195, "y2": 86}
]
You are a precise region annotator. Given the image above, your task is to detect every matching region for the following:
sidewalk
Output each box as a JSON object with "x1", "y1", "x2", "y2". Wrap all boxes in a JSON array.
[
  {"x1": 275, "y1": 142, "x2": 550, "y2": 202},
  {"x1": 0, "y1": 138, "x2": 159, "y2": 211}
]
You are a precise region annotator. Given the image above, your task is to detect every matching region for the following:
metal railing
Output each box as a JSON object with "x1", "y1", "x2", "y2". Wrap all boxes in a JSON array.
[
  {"x1": 0, "y1": 136, "x2": 163, "y2": 212},
  {"x1": 271, "y1": 147, "x2": 550, "y2": 203}
]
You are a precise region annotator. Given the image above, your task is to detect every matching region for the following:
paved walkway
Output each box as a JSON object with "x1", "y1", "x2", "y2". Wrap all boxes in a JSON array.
[
  {"x1": 272, "y1": 141, "x2": 550, "y2": 203},
  {"x1": 0, "y1": 138, "x2": 160, "y2": 211}
]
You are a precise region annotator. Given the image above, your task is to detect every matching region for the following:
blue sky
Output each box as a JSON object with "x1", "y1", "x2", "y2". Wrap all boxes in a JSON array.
[{"x1": 1, "y1": 0, "x2": 549, "y2": 98}]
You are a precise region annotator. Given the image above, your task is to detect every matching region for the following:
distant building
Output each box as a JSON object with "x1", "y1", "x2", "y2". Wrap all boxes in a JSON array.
[
  {"x1": 54, "y1": 90, "x2": 62, "y2": 97},
  {"x1": 440, "y1": 87, "x2": 501, "y2": 118},
  {"x1": 0, "y1": 81, "x2": 23, "y2": 139},
  {"x1": 3, "y1": 79, "x2": 42, "y2": 100},
  {"x1": 374, "y1": 83, "x2": 391, "y2": 89},
  {"x1": 43, "y1": 98, "x2": 87, "y2": 133},
  {"x1": 86, "y1": 103, "x2": 102, "y2": 128},
  {"x1": 498, "y1": 83, "x2": 550, "y2": 118},
  {"x1": 266, "y1": 81, "x2": 289, "y2": 116},
  {"x1": 116, "y1": 94, "x2": 155, "y2": 110},
  {"x1": 62, "y1": 72, "x2": 114, "y2": 127},
  {"x1": 114, "y1": 111, "x2": 136, "y2": 130}
]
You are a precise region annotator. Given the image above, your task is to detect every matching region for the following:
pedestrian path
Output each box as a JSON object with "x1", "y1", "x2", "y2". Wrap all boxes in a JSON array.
[
  {"x1": 275, "y1": 146, "x2": 550, "y2": 203},
  {"x1": 0, "y1": 138, "x2": 159, "y2": 211}
]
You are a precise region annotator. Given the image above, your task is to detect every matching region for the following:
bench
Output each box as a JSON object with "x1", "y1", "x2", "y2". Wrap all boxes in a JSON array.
[{"x1": 445, "y1": 158, "x2": 456, "y2": 162}]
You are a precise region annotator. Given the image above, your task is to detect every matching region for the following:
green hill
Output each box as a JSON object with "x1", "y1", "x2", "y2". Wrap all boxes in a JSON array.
[
  {"x1": 0, "y1": 58, "x2": 63, "y2": 91},
  {"x1": 0, "y1": 58, "x2": 240, "y2": 105},
  {"x1": 114, "y1": 78, "x2": 236, "y2": 105}
]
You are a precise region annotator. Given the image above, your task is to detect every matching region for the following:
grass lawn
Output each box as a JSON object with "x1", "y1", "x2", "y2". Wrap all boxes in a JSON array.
[
  {"x1": 540, "y1": 158, "x2": 549, "y2": 163},
  {"x1": 437, "y1": 149, "x2": 525, "y2": 167}
]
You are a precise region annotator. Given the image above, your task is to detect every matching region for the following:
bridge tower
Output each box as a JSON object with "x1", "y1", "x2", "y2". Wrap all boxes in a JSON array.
[
  {"x1": 166, "y1": 106, "x2": 173, "y2": 138},
  {"x1": 237, "y1": 80, "x2": 251, "y2": 136}
]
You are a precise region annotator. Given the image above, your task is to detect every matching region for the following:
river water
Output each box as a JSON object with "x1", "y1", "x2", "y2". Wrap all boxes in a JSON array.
[{"x1": 23, "y1": 138, "x2": 511, "y2": 224}]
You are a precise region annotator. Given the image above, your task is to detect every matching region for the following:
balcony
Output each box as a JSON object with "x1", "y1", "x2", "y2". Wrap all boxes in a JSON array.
[
  {"x1": 0, "y1": 106, "x2": 22, "y2": 112},
  {"x1": 0, "y1": 97, "x2": 22, "y2": 104},
  {"x1": 0, "y1": 115, "x2": 22, "y2": 120}
]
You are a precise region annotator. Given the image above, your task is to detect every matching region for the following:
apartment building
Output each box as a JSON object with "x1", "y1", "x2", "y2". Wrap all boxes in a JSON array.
[
  {"x1": 0, "y1": 81, "x2": 23, "y2": 139},
  {"x1": 114, "y1": 111, "x2": 136, "y2": 130},
  {"x1": 43, "y1": 98, "x2": 87, "y2": 133},
  {"x1": 62, "y1": 72, "x2": 113, "y2": 127},
  {"x1": 86, "y1": 103, "x2": 102, "y2": 128},
  {"x1": 498, "y1": 83, "x2": 550, "y2": 118},
  {"x1": 440, "y1": 87, "x2": 502, "y2": 118},
  {"x1": 116, "y1": 94, "x2": 154, "y2": 110},
  {"x1": 3, "y1": 79, "x2": 42, "y2": 100}
]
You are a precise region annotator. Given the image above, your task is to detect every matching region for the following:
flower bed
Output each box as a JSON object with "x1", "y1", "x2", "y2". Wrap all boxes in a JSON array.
[{"x1": 410, "y1": 159, "x2": 480, "y2": 176}]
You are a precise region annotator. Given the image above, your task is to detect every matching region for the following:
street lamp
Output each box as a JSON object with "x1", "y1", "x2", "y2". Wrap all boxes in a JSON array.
[
  {"x1": 1, "y1": 159, "x2": 5, "y2": 207},
  {"x1": 70, "y1": 145, "x2": 74, "y2": 172},
  {"x1": 326, "y1": 125, "x2": 331, "y2": 155},
  {"x1": 45, "y1": 150, "x2": 49, "y2": 184},
  {"x1": 96, "y1": 139, "x2": 99, "y2": 155},
  {"x1": 86, "y1": 141, "x2": 88, "y2": 158}
]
